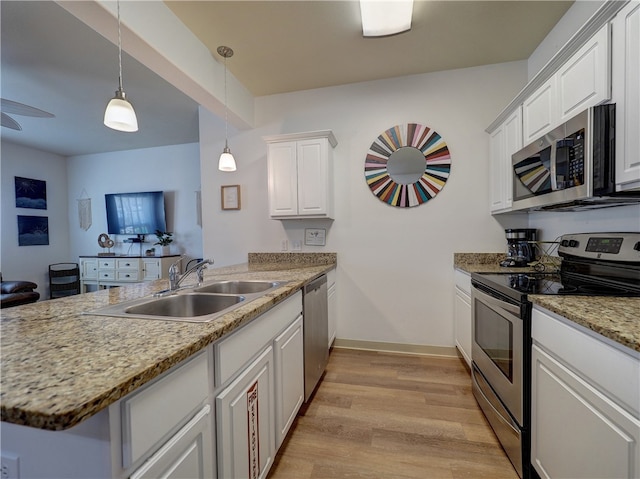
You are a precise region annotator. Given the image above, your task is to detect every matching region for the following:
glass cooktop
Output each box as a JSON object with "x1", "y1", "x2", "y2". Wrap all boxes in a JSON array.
[{"x1": 475, "y1": 272, "x2": 640, "y2": 298}]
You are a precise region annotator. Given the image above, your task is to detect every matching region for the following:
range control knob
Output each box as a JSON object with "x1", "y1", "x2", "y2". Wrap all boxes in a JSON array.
[
  {"x1": 568, "y1": 240, "x2": 579, "y2": 248},
  {"x1": 561, "y1": 240, "x2": 570, "y2": 247},
  {"x1": 634, "y1": 241, "x2": 640, "y2": 252}
]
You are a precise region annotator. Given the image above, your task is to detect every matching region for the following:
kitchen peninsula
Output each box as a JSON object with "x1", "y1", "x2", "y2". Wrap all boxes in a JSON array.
[{"x1": 1, "y1": 253, "x2": 336, "y2": 478}]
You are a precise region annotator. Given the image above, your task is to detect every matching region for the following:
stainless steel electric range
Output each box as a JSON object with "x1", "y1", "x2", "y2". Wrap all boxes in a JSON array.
[{"x1": 470, "y1": 232, "x2": 640, "y2": 479}]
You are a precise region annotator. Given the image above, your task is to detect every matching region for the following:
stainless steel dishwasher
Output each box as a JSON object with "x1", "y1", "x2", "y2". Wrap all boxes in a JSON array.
[{"x1": 303, "y1": 274, "x2": 329, "y2": 401}]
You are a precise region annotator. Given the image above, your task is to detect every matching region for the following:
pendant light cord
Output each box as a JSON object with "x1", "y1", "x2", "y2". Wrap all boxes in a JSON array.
[
  {"x1": 224, "y1": 53, "x2": 229, "y2": 149},
  {"x1": 117, "y1": 0, "x2": 123, "y2": 91}
]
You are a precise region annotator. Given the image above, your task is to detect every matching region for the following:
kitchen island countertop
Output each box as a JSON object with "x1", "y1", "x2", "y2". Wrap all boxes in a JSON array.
[{"x1": 0, "y1": 254, "x2": 335, "y2": 431}]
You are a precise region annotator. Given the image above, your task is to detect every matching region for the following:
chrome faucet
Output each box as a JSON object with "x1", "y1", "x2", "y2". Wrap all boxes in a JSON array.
[{"x1": 169, "y1": 257, "x2": 215, "y2": 291}]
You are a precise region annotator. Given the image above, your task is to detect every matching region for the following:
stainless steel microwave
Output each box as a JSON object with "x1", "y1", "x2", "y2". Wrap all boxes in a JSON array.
[{"x1": 511, "y1": 104, "x2": 640, "y2": 211}]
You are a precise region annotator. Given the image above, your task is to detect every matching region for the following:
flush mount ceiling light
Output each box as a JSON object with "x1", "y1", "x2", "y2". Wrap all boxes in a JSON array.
[
  {"x1": 104, "y1": 0, "x2": 138, "y2": 132},
  {"x1": 217, "y1": 45, "x2": 237, "y2": 172},
  {"x1": 360, "y1": 0, "x2": 414, "y2": 37}
]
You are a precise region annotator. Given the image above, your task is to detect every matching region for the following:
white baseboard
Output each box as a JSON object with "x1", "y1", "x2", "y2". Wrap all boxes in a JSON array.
[{"x1": 332, "y1": 338, "x2": 458, "y2": 358}]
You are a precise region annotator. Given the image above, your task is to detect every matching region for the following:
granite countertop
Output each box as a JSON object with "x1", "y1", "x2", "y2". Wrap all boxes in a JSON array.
[
  {"x1": 453, "y1": 252, "x2": 640, "y2": 354},
  {"x1": 0, "y1": 253, "x2": 336, "y2": 431}
]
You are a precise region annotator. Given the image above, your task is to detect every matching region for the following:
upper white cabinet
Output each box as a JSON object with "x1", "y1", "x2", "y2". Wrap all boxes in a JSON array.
[
  {"x1": 489, "y1": 107, "x2": 522, "y2": 213},
  {"x1": 612, "y1": 1, "x2": 640, "y2": 191},
  {"x1": 523, "y1": 76, "x2": 558, "y2": 145},
  {"x1": 523, "y1": 23, "x2": 611, "y2": 145},
  {"x1": 265, "y1": 130, "x2": 337, "y2": 219},
  {"x1": 557, "y1": 23, "x2": 611, "y2": 123}
]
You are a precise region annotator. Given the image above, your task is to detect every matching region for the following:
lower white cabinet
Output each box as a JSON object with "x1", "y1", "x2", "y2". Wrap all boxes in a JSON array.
[
  {"x1": 216, "y1": 347, "x2": 275, "y2": 479},
  {"x1": 327, "y1": 268, "x2": 337, "y2": 348},
  {"x1": 531, "y1": 307, "x2": 640, "y2": 479},
  {"x1": 274, "y1": 315, "x2": 304, "y2": 449},
  {"x1": 453, "y1": 269, "x2": 472, "y2": 368},
  {"x1": 130, "y1": 405, "x2": 213, "y2": 479}
]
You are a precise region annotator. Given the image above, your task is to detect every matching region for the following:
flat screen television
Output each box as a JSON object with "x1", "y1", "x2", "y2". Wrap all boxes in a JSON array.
[{"x1": 105, "y1": 191, "x2": 167, "y2": 235}]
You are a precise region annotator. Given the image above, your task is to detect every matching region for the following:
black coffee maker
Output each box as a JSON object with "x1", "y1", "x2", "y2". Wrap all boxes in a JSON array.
[{"x1": 500, "y1": 228, "x2": 538, "y2": 267}]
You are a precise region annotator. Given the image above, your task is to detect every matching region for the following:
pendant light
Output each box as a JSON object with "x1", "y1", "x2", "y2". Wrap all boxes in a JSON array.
[
  {"x1": 217, "y1": 46, "x2": 236, "y2": 172},
  {"x1": 104, "y1": 0, "x2": 138, "y2": 132}
]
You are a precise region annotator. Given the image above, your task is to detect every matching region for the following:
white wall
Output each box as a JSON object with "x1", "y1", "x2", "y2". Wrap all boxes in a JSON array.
[
  {"x1": 199, "y1": 61, "x2": 529, "y2": 348},
  {"x1": 527, "y1": 0, "x2": 606, "y2": 79},
  {"x1": 1, "y1": 142, "x2": 70, "y2": 298},
  {"x1": 66, "y1": 143, "x2": 203, "y2": 261}
]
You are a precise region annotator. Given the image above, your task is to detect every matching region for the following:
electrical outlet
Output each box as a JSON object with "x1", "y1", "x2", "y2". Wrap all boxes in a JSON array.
[
  {"x1": 281, "y1": 239, "x2": 288, "y2": 251},
  {"x1": 292, "y1": 240, "x2": 302, "y2": 251},
  {"x1": 1, "y1": 453, "x2": 20, "y2": 479}
]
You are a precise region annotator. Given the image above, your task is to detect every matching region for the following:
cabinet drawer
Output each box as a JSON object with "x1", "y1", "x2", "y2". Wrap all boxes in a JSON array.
[
  {"x1": 98, "y1": 259, "x2": 116, "y2": 269},
  {"x1": 99, "y1": 271, "x2": 115, "y2": 280},
  {"x1": 121, "y1": 352, "x2": 209, "y2": 468},
  {"x1": 454, "y1": 269, "x2": 471, "y2": 296},
  {"x1": 215, "y1": 291, "x2": 302, "y2": 386},
  {"x1": 117, "y1": 270, "x2": 140, "y2": 281},
  {"x1": 117, "y1": 259, "x2": 139, "y2": 270}
]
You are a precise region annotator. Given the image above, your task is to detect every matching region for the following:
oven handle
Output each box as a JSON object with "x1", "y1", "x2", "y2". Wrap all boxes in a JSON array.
[{"x1": 472, "y1": 284, "x2": 522, "y2": 317}]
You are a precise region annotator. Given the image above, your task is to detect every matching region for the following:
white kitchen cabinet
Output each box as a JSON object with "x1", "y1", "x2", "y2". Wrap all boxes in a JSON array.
[
  {"x1": 130, "y1": 405, "x2": 213, "y2": 479},
  {"x1": 327, "y1": 268, "x2": 337, "y2": 348},
  {"x1": 531, "y1": 307, "x2": 640, "y2": 479},
  {"x1": 265, "y1": 130, "x2": 337, "y2": 219},
  {"x1": 274, "y1": 315, "x2": 304, "y2": 449},
  {"x1": 216, "y1": 346, "x2": 275, "y2": 479},
  {"x1": 523, "y1": 23, "x2": 610, "y2": 145},
  {"x1": 453, "y1": 269, "x2": 472, "y2": 368},
  {"x1": 612, "y1": 1, "x2": 640, "y2": 191},
  {"x1": 557, "y1": 23, "x2": 611, "y2": 123},
  {"x1": 489, "y1": 107, "x2": 521, "y2": 213},
  {"x1": 523, "y1": 76, "x2": 558, "y2": 145}
]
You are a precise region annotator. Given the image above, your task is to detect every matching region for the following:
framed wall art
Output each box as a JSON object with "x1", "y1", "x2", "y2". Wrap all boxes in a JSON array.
[
  {"x1": 15, "y1": 176, "x2": 47, "y2": 209},
  {"x1": 364, "y1": 123, "x2": 451, "y2": 208},
  {"x1": 221, "y1": 185, "x2": 241, "y2": 210},
  {"x1": 17, "y1": 215, "x2": 49, "y2": 246}
]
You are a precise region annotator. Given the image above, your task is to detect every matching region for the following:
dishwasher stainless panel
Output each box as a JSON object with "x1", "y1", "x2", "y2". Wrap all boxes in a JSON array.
[{"x1": 303, "y1": 274, "x2": 329, "y2": 402}]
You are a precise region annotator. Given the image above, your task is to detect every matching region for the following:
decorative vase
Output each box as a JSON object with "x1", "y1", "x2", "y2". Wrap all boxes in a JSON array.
[{"x1": 157, "y1": 245, "x2": 170, "y2": 256}]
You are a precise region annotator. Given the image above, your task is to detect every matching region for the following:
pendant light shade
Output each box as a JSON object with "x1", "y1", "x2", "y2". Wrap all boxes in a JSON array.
[
  {"x1": 217, "y1": 45, "x2": 236, "y2": 172},
  {"x1": 104, "y1": 0, "x2": 138, "y2": 132},
  {"x1": 104, "y1": 88, "x2": 138, "y2": 132}
]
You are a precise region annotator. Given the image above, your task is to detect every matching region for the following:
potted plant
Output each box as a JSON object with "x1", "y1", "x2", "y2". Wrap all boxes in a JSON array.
[{"x1": 154, "y1": 230, "x2": 173, "y2": 256}]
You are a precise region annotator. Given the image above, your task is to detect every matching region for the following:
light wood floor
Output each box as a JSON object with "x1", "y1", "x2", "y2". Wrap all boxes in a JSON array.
[{"x1": 268, "y1": 348, "x2": 519, "y2": 479}]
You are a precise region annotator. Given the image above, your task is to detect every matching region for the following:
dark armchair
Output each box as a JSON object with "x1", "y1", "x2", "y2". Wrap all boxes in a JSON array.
[{"x1": 1, "y1": 280, "x2": 40, "y2": 308}]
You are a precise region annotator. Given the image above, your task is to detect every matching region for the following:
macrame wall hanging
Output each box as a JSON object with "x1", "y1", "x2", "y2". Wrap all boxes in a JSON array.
[{"x1": 77, "y1": 189, "x2": 92, "y2": 231}]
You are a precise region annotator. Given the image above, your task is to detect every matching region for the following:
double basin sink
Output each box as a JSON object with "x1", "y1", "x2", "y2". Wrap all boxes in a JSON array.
[{"x1": 88, "y1": 280, "x2": 285, "y2": 323}]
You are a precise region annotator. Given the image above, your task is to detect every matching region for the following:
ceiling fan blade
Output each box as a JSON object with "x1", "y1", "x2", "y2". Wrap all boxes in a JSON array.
[
  {"x1": 1, "y1": 98, "x2": 54, "y2": 118},
  {"x1": 1, "y1": 112, "x2": 23, "y2": 130}
]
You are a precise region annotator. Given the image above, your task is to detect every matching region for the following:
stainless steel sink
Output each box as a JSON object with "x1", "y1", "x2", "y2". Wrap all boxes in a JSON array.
[
  {"x1": 86, "y1": 279, "x2": 286, "y2": 323},
  {"x1": 194, "y1": 280, "x2": 282, "y2": 295},
  {"x1": 126, "y1": 293, "x2": 244, "y2": 318}
]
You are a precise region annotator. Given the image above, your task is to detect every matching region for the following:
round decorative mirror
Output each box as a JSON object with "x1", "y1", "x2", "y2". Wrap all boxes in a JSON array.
[{"x1": 364, "y1": 123, "x2": 451, "y2": 207}]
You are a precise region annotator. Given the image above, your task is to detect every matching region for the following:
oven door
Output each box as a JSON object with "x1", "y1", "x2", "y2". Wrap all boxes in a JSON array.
[{"x1": 471, "y1": 284, "x2": 524, "y2": 425}]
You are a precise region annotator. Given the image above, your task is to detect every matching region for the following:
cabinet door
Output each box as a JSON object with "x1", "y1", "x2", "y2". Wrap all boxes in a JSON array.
[
  {"x1": 142, "y1": 259, "x2": 162, "y2": 281},
  {"x1": 297, "y1": 138, "x2": 329, "y2": 216},
  {"x1": 327, "y1": 279, "x2": 337, "y2": 348},
  {"x1": 267, "y1": 141, "x2": 299, "y2": 217},
  {"x1": 558, "y1": 23, "x2": 611, "y2": 123},
  {"x1": 454, "y1": 288, "x2": 471, "y2": 368},
  {"x1": 489, "y1": 108, "x2": 521, "y2": 213},
  {"x1": 217, "y1": 346, "x2": 275, "y2": 479},
  {"x1": 80, "y1": 258, "x2": 98, "y2": 280},
  {"x1": 613, "y1": 1, "x2": 640, "y2": 191},
  {"x1": 531, "y1": 344, "x2": 640, "y2": 479},
  {"x1": 274, "y1": 315, "x2": 304, "y2": 449},
  {"x1": 523, "y1": 76, "x2": 558, "y2": 145},
  {"x1": 489, "y1": 124, "x2": 506, "y2": 213},
  {"x1": 130, "y1": 405, "x2": 214, "y2": 479}
]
